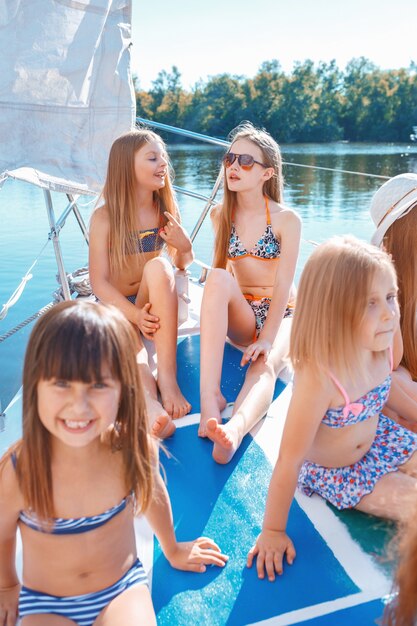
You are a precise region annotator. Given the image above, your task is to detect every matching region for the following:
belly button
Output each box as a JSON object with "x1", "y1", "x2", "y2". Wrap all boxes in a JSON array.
[{"x1": 78, "y1": 571, "x2": 91, "y2": 579}]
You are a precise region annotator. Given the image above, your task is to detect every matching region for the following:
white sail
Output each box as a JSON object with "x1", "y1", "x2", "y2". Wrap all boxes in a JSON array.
[{"x1": 0, "y1": 0, "x2": 135, "y2": 192}]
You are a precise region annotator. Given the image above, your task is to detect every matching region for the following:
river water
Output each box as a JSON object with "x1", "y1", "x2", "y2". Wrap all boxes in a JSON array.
[{"x1": 1, "y1": 141, "x2": 416, "y2": 409}]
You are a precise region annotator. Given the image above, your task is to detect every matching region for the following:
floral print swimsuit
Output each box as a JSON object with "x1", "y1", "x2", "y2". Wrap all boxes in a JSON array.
[{"x1": 298, "y1": 370, "x2": 417, "y2": 510}]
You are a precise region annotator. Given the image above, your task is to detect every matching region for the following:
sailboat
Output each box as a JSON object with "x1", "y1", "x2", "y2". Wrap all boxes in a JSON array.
[{"x1": 0, "y1": 2, "x2": 393, "y2": 624}]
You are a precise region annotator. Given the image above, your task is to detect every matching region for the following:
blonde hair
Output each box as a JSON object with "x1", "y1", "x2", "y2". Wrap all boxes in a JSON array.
[
  {"x1": 100, "y1": 128, "x2": 179, "y2": 275},
  {"x1": 212, "y1": 122, "x2": 284, "y2": 269},
  {"x1": 2, "y1": 301, "x2": 153, "y2": 522},
  {"x1": 384, "y1": 500, "x2": 417, "y2": 626},
  {"x1": 290, "y1": 236, "x2": 397, "y2": 379},
  {"x1": 383, "y1": 204, "x2": 417, "y2": 380}
]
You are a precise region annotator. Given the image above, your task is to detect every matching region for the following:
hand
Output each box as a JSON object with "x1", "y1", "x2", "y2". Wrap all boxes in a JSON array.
[
  {"x1": 136, "y1": 302, "x2": 159, "y2": 340},
  {"x1": 0, "y1": 583, "x2": 20, "y2": 626},
  {"x1": 247, "y1": 529, "x2": 295, "y2": 581},
  {"x1": 241, "y1": 339, "x2": 272, "y2": 366},
  {"x1": 165, "y1": 537, "x2": 229, "y2": 573},
  {"x1": 159, "y1": 212, "x2": 192, "y2": 253}
]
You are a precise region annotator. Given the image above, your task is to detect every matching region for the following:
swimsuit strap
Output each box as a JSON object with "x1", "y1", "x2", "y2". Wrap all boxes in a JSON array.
[
  {"x1": 389, "y1": 345, "x2": 394, "y2": 371},
  {"x1": 265, "y1": 196, "x2": 271, "y2": 225},
  {"x1": 328, "y1": 372, "x2": 351, "y2": 407}
]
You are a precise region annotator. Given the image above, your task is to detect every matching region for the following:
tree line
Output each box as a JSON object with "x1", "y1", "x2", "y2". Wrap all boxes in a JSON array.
[{"x1": 135, "y1": 58, "x2": 417, "y2": 143}]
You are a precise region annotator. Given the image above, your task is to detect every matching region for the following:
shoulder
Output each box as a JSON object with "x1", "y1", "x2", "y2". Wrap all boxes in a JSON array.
[
  {"x1": 89, "y1": 206, "x2": 111, "y2": 241},
  {"x1": 0, "y1": 450, "x2": 23, "y2": 515},
  {"x1": 270, "y1": 202, "x2": 301, "y2": 228},
  {"x1": 210, "y1": 203, "x2": 224, "y2": 228}
]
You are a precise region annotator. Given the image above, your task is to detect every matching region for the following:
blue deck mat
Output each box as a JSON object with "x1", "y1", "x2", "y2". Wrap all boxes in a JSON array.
[
  {"x1": 152, "y1": 424, "x2": 360, "y2": 626},
  {"x1": 299, "y1": 599, "x2": 385, "y2": 625},
  {"x1": 176, "y1": 334, "x2": 286, "y2": 414}
]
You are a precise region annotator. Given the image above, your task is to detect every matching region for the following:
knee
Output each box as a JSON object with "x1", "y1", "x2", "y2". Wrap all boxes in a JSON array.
[
  {"x1": 249, "y1": 358, "x2": 275, "y2": 381},
  {"x1": 143, "y1": 256, "x2": 174, "y2": 283},
  {"x1": 205, "y1": 268, "x2": 233, "y2": 296}
]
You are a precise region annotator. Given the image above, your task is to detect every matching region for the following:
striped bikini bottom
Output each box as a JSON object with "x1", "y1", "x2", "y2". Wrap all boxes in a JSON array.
[{"x1": 18, "y1": 558, "x2": 148, "y2": 626}]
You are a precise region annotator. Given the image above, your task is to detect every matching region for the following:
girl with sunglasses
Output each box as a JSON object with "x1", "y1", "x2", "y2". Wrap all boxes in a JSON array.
[
  {"x1": 89, "y1": 129, "x2": 193, "y2": 440},
  {"x1": 199, "y1": 122, "x2": 301, "y2": 463}
]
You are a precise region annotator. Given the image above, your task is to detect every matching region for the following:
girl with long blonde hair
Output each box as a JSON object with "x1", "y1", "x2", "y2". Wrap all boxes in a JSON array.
[
  {"x1": 370, "y1": 173, "x2": 417, "y2": 430},
  {"x1": 89, "y1": 128, "x2": 194, "y2": 438},
  {"x1": 199, "y1": 122, "x2": 301, "y2": 463},
  {"x1": 0, "y1": 301, "x2": 227, "y2": 624},
  {"x1": 247, "y1": 237, "x2": 417, "y2": 581}
]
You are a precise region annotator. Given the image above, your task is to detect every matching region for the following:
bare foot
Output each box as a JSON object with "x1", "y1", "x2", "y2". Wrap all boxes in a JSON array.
[
  {"x1": 199, "y1": 390, "x2": 227, "y2": 437},
  {"x1": 152, "y1": 414, "x2": 176, "y2": 439},
  {"x1": 157, "y1": 373, "x2": 191, "y2": 420},
  {"x1": 146, "y1": 397, "x2": 176, "y2": 439},
  {"x1": 206, "y1": 419, "x2": 240, "y2": 464}
]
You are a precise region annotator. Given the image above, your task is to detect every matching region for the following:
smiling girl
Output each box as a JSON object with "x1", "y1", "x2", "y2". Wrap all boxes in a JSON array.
[
  {"x1": 198, "y1": 122, "x2": 301, "y2": 463},
  {"x1": 0, "y1": 301, "x2": 227, "y2": 625},
  {"x1": 89, "y1": 129, "x2": 193, "y2": 438}
]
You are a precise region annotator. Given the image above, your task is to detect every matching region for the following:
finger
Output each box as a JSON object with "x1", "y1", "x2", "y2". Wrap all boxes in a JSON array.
[
  {"x1": 246, "y1": 545, "x2": 258, "y2": 568},
  {"x1": 199, "y1": 552, "x2": 228, "y2": 567},
  {"x1": 286, "y1": 544, "x2": 296, "y2": 565},
  {"x1": 256, "y1": 551, "x2": 266, "y2": 579},
  {"x1": 273, "y1": 552, "x2": 284, "y2": 576},
  {"x1": 159, "y1": 229, "x2": 168, "y2": 241},
  {"x1": 265, "y1": 553, "x2": 276, "y2": 582},
  {"x1": 143, "y1": 302, "x2": 152, "y2": 312},
  {"x1": 195, "y1": 538, "x2": 221, "y2": 551},
  {"x1": 144, "y1": 313, "x2": 159, "y2": 322},
  {"x1": 164, "y1": 211, "x2": 180, "y2": 226},
  {"x1": 186, "y1": 563, "x2": 207, "y2": 573}
]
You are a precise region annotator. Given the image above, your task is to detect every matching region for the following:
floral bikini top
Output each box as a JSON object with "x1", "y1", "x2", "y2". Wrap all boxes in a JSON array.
[
  {"x1": 228, "y1": 196, "x2": 280, "y2": 260},
  {"x1": 322, "y1": 350, "x2": 393, "y2": 428}
]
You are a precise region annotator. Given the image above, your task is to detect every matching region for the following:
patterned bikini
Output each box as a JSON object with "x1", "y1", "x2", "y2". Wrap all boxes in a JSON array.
[
  {"x1": 298, "y1": 369, "x2": 417, "y2": 510},
  {"x1": 228, "y1": 196, "x2": 293, "y2": 336},
  {"x1": 13, "y1": 456, "x2": 148, "y2": 626},
  {"x1": 125, "y1": 224, "x2": 165, "y2": 304}
]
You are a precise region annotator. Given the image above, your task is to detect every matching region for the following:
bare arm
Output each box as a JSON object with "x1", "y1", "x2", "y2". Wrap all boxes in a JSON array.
[
  {"x1": 258, "y1": 208, "x2": 301, "y2": 346},
  {"x1": 144, "y1": 441, "x2": 228, "y2": 572},
  {"x1": 0, "y1": 457, "x2": 21, "y2": 624},
  {"x1": 247, "y1": 368, "x2": 331, "y2": 580},
  {"x1": 89, "y1": 208, "x2": 143, "y2": 324}
]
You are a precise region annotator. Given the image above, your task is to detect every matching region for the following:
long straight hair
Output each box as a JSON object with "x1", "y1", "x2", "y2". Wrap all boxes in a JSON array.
[
  {"x1": 212, "y1": 122, "x2": 284, "y2": 269},
  {"x1": 383, "y1": 205, "x2": 417, "y2": 380},
  {"x1": 4, "y1": 301, "x2": 153, "y2": 521},
  {"x1": 100, "y1": 128, "x2": 179, "y2": 275},
  {"x1": 290, "y1": 236, "x2": 397, "y2": 380}
]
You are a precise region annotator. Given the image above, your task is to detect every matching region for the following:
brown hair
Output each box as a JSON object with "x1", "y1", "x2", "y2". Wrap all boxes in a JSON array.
[
  {"x1": 212, "y1": 122, "x2": 284, "y2": 269},
  {"x1": 5, "y1": 300, "x2": 153, "y2": 521},
  {"x1": 384, "y1": 501, "x2": 417, "y2": 625},
  {"x1": 100, "y1": 128, "x2": 179, "y2": 275},
  {"x1": 383, "y1": 204, "x2": 417, "y2": 380},
  {"x1": 290, "y1": 236, "x2": 397, "y2": 379}
]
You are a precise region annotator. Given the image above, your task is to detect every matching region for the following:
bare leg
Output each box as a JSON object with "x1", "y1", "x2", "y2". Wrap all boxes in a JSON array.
[
  {"x1": 136, "y1": 336, "x2": 175, "y2": 439},
  {"x1": 199, "y1": 269, "x2": 256, "y2": 437},
  {"x1": 385, "y1": 368, "x2": 417, "y2": 432},
  {"x1": 207, "y1": 317, "x2": 291, "y2": 463},
  {"x1": 94, "y1": 582, "x2": 156, "y2": 625},
  {"x1": 138, "y1": 257, "x2": 191, "y2": 420},
  {"x1": 355, "y1": 470, "x2": 417, "y2": 521}
]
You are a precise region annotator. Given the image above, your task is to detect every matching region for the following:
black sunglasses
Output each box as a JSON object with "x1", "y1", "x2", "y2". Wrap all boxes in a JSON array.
[{"x1": 222, "y1": 152, "x2": 268, "y2": 170}]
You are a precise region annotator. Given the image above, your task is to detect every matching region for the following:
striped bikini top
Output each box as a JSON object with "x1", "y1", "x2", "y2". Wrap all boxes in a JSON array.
[
  {"x1": 228, "y1": 196, "x2": 280, "y2": 260},
  {"x1": 322, "y1": 349, "x2": 393, "y2": 428},
  {"x1": 12, "y1": 453, "x2": 132, "y2": 535}
]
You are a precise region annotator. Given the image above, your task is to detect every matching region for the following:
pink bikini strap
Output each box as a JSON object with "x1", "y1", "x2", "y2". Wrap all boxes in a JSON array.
[
  {"x1": 328, "y1": 372, "x2": 351, "y2": 406},
  {"x1": 389, "y1": 345, "x2": 394, "y2": 371}
]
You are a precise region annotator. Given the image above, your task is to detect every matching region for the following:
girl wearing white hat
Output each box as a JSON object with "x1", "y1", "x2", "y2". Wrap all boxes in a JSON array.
[{"x1": 370, "y1": 173, "x2": 417, "y2": 430}]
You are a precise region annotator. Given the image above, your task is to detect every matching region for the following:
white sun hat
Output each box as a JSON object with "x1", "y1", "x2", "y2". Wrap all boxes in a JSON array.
[{"x1": 370, "y1": 173, "x2": 417, "y2": 246}]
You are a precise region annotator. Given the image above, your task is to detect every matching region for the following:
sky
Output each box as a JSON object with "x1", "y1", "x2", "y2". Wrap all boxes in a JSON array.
[{"x1": 131, "y1": 0, "x2": 415, "y2": 91}]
